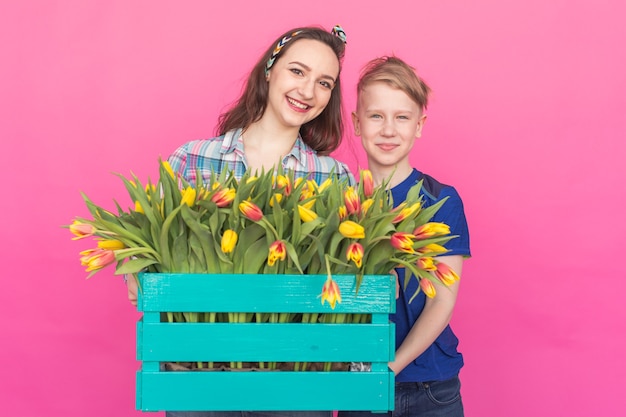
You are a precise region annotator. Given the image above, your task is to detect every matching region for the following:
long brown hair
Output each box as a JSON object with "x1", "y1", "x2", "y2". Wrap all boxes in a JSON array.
[{"x1": 216, "y1": 26, "x2": 346, "y2": 156}]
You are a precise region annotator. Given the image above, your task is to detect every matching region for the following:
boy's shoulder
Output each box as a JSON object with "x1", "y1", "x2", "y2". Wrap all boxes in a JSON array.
[{"x1": 392, "y1": 168, "x2": 460, "y2": 202}]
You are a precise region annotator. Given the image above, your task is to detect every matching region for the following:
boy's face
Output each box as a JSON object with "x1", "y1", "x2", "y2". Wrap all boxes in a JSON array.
[{"x1": 353, "y1": 82, "x2": 426, "y2": 176}]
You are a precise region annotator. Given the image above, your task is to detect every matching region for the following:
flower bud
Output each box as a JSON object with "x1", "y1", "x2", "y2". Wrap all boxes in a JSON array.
[{"x1": 339, "y1": 221, "x2": 365, "y2": 239}]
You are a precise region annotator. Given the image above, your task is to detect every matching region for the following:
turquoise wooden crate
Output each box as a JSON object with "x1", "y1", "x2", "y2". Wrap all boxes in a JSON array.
[{"x1": 136, "y1": 272, "x2": 396, "y2": 412}]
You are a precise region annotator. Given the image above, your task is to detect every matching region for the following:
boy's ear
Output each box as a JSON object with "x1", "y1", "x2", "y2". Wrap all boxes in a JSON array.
[
  {"x1": 415, "y1": 114, "x2": 427, "y2": 138},
  {"x1": 351, "y1": 111, "x2": 361, "y2": 136}
]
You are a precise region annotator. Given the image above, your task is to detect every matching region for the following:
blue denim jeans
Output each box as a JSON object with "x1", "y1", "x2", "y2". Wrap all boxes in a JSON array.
[
  {"x1": 166, "y1": 412, "x2": 331, "y2": 417},
  {"x1": 337, "y1": 375, "x2": 463, "y2": 417}
]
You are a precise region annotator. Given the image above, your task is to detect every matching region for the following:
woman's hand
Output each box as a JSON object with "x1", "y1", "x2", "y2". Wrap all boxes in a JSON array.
[{"x1": 126, "y1": 274, "x2": 138, "y2": 306}]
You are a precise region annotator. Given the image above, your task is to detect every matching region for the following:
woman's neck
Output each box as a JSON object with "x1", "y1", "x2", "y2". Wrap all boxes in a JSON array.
[{"x1": 241, "y1": 121, "x2": 300, "y2": 172}]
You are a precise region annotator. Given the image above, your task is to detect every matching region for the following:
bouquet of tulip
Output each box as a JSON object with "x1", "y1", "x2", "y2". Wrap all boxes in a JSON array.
[
  {"x1": 69, "y1": 159, "x2": 459, "y2": 305},
  {"x1": 68, "y1": 159, "x2": 459, "y2": 372}
]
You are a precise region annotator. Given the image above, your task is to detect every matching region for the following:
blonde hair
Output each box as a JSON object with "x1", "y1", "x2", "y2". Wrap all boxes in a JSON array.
[{"x1": 357, "y1": 56, "x2": 431, "y2": 111}]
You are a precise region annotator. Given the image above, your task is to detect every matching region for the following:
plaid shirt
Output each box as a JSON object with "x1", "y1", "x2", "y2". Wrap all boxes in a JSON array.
[{"x1": 167, "y1": 129, "x2": 354, "y2": 185}]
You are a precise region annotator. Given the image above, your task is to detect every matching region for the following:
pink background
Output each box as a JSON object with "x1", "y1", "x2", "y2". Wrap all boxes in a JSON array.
[{"x1": 2, "y1": 1, "x2": 625, "y2": 416}]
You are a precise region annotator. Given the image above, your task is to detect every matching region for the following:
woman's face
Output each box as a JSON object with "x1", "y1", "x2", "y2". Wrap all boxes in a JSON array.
[{"x1": 264, "y1": 39, "x2": 340, "y2": 131}]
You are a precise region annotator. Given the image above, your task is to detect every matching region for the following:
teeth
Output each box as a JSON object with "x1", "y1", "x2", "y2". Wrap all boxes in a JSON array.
[{"x1": 288, "y1": 98, "x2": 308, "y2": 109}]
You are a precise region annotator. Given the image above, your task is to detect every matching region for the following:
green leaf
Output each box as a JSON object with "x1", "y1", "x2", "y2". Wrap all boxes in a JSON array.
[
  {"x1": 240, "y1": 238, "x2": 269, "y2": 274},
  {"x1": 115, "y1": 258, "x2": 159, "y2": 275}
]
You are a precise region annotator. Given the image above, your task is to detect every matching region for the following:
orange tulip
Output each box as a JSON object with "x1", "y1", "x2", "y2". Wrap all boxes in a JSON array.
[
  {"x1": 392, "y1": 202, "x2": 421, "y2": 223},
  {"x1": 413, "y1": 222, "x2": 451, "y2": 239},
  {"x1": 390, "y1": 232, "x2": 416, "y2": 254},
  {"x1": 79, "y1": 248, "x2": 116, "y2": 272},
  {"x1": 274, "y1": 174, "x2": 292, "y2": 195},
  {"x1": 320, "y1": 277, "x2": 342, "y2": 309},
  {"x1": 420, "y1": 278, "x2": 436, "y2": 298},
  {"x1": 268, "y1": 240, "x2": 287, "y2": 266},
  {"x1": 211, "y1": 188, "x2": 236, "y2": 207},
  {"x1": 344, "y1": 187, "x2": 361, "y2": 215},
  {"x1": 346, "y1": 242, "x2": 364, "y2": 268},
  {"x1": 434, "y1": 262, "x2": 460, "y2": 286},
  {"x1": 417, "y1": 257, "x2": 437, "y2": 271},
  {"x1": 416, "y1": 243, "x2": 448, "y2": 255},
  {"x1": 360, "y1": 169, "x2": 374, "y2": 197},
  {"x1": 338, "y1": 205, "x2": 348, "y2": 221},
  {"x1": 69, "y1": 221, "x2": 95, "y2": 240},
  {"x1": 239, "y1": 201, "x2": 263, "y2": 221}
]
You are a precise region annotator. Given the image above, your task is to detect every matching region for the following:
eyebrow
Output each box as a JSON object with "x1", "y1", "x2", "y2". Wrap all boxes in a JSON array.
[{"x1": 289, "y1": 61, "x2": 337, "y2": 83}]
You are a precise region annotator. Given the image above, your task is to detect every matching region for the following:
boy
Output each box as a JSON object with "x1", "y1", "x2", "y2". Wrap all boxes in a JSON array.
[{"x1": 340, "y1": 56, "x2": 471, "y2": 417}]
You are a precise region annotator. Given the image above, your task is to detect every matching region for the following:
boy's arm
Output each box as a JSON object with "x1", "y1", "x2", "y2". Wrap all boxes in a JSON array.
[{"x1": 388, "y1": 255, "x2": 464, "y2": 375}]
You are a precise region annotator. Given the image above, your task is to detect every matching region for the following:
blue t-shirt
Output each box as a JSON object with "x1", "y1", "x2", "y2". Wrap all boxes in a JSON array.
[{"x1": 390, "y1": 168, "x2": 471, "y2": 382}]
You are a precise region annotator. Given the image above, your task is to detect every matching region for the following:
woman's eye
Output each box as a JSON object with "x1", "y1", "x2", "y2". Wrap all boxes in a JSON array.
[
  {"x1": 319, "y1": 81, "x2": 333, "y2": 89},
  {"x1": 290, "y1": 68, "x2": 303, "y2": 76}
]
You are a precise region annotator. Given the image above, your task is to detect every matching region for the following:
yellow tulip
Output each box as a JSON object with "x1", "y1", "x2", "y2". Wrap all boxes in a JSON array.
[
  {"x1": 298, "y1": 205, "x2": 318, "y2": 222},
  {"x1": 162, "y1": 160, "x2": 176, "y2": 179},
  {"x1": 361, "y1": 198, "x2": 374, "y2": 215},
  {"x1": 338, "y1": 221, "x2": 365, "y2": 239},
  {"x1": 180, "y1": 187, "x2": 197, "y2": 207},
  {"x1": 269, "y1": 193, "x2": 283, "y2": 207},
  {"x1": 221, "y1": 230, "x2": 238, "y2": 254},
  {"x1": 317, "y1": 178, "x2": 333, "y2": 193},
  {"x1": 134, "y1": 201, "x2": 144, "y2": 214},
  {"x1": 97, "y1": 239, "x2": 125, "y2": 250}
]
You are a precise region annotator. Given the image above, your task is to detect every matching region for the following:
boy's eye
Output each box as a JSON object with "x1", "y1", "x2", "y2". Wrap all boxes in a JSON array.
[
  {"x1": 398, "y1": 115, "x2": 409, "y2": 120},
  {"x1": 370, "y1": 114, "x2": 382, "y2": 119}
]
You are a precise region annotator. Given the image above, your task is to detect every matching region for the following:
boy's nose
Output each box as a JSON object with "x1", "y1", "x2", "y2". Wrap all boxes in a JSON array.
[{"x1": 381, "y1": 120, "x2": 396, "y2": 136}]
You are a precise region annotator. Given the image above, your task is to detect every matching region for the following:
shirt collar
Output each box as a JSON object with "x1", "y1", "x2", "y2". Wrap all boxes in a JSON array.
[{"x1": 222, "y1": 128, "x2": 311, "y2": 168}]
